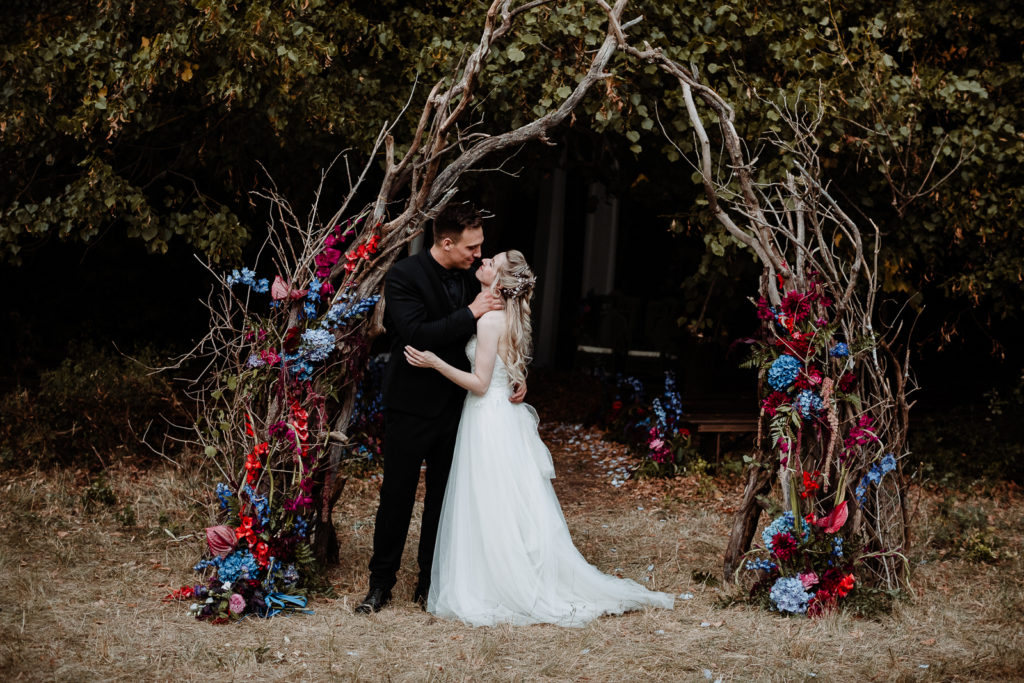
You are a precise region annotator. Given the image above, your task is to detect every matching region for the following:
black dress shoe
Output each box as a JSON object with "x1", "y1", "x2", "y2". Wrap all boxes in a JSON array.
[
  {"x1": 354, "y1": 586, "x2": 392, "y2": 614},
  {"x1": 413, "y1": 581, "x2": 429, "y2": 610}
]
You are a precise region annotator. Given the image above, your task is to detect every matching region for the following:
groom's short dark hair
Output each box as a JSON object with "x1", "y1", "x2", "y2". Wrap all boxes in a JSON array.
[{"x1": 433, "y1": 202, "x2": 483, "y2": 244}]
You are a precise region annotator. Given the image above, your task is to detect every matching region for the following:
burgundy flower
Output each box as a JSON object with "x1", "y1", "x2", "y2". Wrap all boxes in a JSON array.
[
  {"x1": 762, "y1": 391, "x2": 790, "y2": 417},
  {"x1": 771, "y1": 532, "x2": 798, "y2": 561},
  {"x1": 206, "y1": 525, "x2": 237, "y2": 558}
]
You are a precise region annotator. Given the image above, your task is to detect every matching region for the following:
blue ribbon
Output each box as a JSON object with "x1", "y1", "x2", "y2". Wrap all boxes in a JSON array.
[{"x1": 262, "y1": 592, "x2": 314, "y2": 618}]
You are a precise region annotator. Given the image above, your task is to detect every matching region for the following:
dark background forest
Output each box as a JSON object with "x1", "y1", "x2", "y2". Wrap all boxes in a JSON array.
[{"x1": 2, "y1": 0, "x2": 1022, "y2": 479}]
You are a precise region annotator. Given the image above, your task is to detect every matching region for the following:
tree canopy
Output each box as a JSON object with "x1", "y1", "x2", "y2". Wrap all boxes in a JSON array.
[{"x1": 3, "y1": 0, "x2": 1021, "y2": 355}]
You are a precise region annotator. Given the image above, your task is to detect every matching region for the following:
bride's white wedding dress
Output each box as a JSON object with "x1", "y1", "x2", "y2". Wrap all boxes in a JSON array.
[{"x1": 427, "y1": 337, "x2": 675, "y2": 627}]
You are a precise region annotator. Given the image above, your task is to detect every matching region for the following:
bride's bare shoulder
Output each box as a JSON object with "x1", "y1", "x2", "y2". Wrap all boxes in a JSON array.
[{"x1": 478, "y1": 310, "x2": 506, "y2": 328}]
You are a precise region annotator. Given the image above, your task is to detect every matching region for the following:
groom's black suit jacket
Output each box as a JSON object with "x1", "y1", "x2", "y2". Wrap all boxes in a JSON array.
[{"x1": 382, "y1": 249, "x2": 478, "y2": 418}]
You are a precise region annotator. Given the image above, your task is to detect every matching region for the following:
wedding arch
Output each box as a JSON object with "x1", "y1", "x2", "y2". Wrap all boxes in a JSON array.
[{"x1": 177, "y1": 0, "x2": 914, "y2": 613}]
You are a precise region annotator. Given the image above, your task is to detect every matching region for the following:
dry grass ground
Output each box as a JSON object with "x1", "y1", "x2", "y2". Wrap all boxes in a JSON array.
[{"x1": 1, "y1": 422, "x2": 1023, "y2": 682}]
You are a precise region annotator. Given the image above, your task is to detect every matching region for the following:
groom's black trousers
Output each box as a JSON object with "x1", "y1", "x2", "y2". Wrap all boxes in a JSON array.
[{"x1": 368, "y1": 401, "x2": 462, "y2": 591}]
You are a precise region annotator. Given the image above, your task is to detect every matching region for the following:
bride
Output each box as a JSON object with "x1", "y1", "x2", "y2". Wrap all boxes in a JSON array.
[{"x1": 404, "y1": 250, "x2": 674, "y2": 627}]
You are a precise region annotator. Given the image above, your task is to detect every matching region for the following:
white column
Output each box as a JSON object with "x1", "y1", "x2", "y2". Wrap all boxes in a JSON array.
[{"x1": 580, "y1": 181, "x2": 618, "y2": 297}]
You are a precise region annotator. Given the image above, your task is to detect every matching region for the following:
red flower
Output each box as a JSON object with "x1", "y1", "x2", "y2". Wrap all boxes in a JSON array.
[
  {"x1": 678, "y1": 427, "x2": 691, "y2": 440},
  {"x1": 775, "y1": 336, "x2": 811, "y2": 359},
  {"x1": 162, "y1": 585, "x2": 195, "y2": 602},
  {"x1": 801, "y1": 470, "x2": 821, "y2": 498},
  {"x1": 253, "y1": 541, "x2": 271, "y2": 567},
  {"x1": 235, "y1": 516, "x2": 258, "y2": 546},
  {"x1": 836, "y1": 573, "x2": 855, "y2": 598},
  {"x1": 611, "y1": 400, "x2": 623, "y2": 412}
]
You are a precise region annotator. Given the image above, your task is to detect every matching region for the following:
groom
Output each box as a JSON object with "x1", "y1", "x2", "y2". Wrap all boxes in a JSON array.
[{"x1": 356, "y1": 203, "x2": 525, "y2": 613}]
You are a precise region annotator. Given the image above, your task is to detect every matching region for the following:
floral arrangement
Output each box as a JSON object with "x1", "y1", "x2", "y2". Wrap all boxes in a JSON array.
[
  {"x1": 168, "y1": 216, "x2": 389, "y2": 621},
  {"x1": 741, "y1": 278, "x2": 908, "y2": 613},
  {"x1": 605, "y1": 372, "x2": 698, "y2": 478}
]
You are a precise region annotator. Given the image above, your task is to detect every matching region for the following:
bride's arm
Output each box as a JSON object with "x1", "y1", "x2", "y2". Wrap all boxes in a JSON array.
[{"x1": 404, "y1": 312, "x2": 502, "y2": 396}]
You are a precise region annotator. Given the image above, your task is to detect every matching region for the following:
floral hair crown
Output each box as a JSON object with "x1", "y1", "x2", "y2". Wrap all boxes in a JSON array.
[{"x1": 498, "y1": 273, "x2": 535, "y2": 299}]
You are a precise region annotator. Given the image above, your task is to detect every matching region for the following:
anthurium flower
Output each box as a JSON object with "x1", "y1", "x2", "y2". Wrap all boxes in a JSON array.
[
  {"x1": 817, "y1": 501, "x2": 848, "y2": 533},
  {"x1": 206, "y1": 525, "x2": 237, "y2": 558}
]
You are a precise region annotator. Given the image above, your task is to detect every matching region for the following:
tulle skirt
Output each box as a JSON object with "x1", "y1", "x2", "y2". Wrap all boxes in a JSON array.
[{"x1": 427, "y1": 395, "x2": 675, "y2": 627}]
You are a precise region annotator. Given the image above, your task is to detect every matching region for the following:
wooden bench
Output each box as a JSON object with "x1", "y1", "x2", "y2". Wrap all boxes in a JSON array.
[{"x1": 685, "y1": 413, "x2": 759, "y2": 462}]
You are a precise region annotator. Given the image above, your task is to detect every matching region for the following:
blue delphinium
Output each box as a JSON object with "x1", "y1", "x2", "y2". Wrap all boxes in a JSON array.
[
  {"x1": 746, "y1": 558, "x2": 778, "y2": 572},
  {"x1": 770, "y1": 577, "x2": 812, "y2": 614},
  {"x1": 299, "y1": 328, "x2": 335, "y2": 363},
  {"x1": 796, "y1": 389, "x2": 824, "y2": 419},
  {"x1": 215, "y1": 483, "x2": 233, "y2": 510},
  {"x1": 651, "y1": 398, "x2": 667, "y2": 429},
  {"x1": 832, "y1": 537, "x2": 844, "y2": 558},
  {"x1": 322, "y1": 295, "x2": 381, "y2": 328},
  {"x1": 243, "y1": 485, "x2": 271, "y2": 527},
  {"x1": 302, "y1": 301, "x2": 318, "y2": 319},
  {"x1": 306, "y1": 278, "x2": 322, "y2": 302},
  {"x1": 856, "y1": 454, "x2": 898, "y2": 504},
  {"x1": 225, "y1": 267, "x2": 269, "y2": 293},
  {"x1": 830, "y1": 342, "x2": 850, "y2": 358},
  {"x1": 881, "y1": 453, "x2": 897, "y2": 474},
  {"x1": 768, "y1": 354, "x2": 801, "y2": 391},
  {"x1": 293, "y1": 516, "x2": 309, "y2": 538}
]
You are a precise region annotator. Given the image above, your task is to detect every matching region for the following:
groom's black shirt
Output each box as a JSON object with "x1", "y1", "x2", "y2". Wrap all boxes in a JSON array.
[{"x1": 382, "y1": 248, "x2": 477, "y2": 418}]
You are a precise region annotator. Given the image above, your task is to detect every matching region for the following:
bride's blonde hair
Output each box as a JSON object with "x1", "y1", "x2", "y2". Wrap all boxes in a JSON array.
[{"x1": 491, "y1": 250, "x2": 536, "y2": 388}]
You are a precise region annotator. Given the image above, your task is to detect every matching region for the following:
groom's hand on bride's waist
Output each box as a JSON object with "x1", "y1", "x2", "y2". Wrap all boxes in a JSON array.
[
  {"x1": 509, "y1": 382, "x2": 527, "y2": 403},
  {"x1": 469, "y1": 290, "x2": 503, "y2": 318}
]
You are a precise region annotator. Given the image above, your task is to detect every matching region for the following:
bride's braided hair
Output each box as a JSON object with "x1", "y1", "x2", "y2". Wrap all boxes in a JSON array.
[{"x1": 492, "y1": 250, "x2": 535, "y2": 389}]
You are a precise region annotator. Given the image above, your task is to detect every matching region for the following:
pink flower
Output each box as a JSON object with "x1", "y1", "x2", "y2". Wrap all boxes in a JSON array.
[
  {"x1": 798, "y1": 571, "x2": 819, "y2": 589},
  {"x1": 228, "y1": 593, "x2": 246, "y2": 614},
  {"x1": 205, "y1": 525, "x2": 236, "y2": 559},
  {"x1": 649, "y1": 438, "x2": 665, "y2": 451}
]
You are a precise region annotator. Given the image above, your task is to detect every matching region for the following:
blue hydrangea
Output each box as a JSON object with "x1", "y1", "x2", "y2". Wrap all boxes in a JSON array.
[
  {"x1": 246, "y1": 353, "x2": 266, "y2": 369},
  {"x1": 796, "y1": 390, "x2": 824, "y2": 419},
  {"x1": 215, "y1": 483, "x2": 233, "y2": 510},
  {"x1": 830, "y1": 342, "x2": 850, "y2": 358},
  {"x1": 746, "y1": 558, "x2": 777, "y2": 571},
  {"x1": 762, "y1": 511, "x2": 796, "y2": 551},
  {"x1": 768, "y1": 354, "x2": 801, "y2": 391},
  {"x1": 195, "y1": 549, "x2": 260, "y2": 582},
  {"x1": 299, "y1": 328, "x2": 336, "y2": 363},
  {"x1": 282, "y1": 564, "x2": 300, "y2": 585},
  {"x1": 253, "y1": 278, "x2": 269, "y2": 294},
  {"x1": 770, "y1": 577, "x2": 812, "y2": 614}
]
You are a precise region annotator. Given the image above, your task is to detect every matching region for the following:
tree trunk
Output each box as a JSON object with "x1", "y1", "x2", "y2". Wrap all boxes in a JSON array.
[{"x1": 722, "y1": 459, "x2": 774, "y2": 580}]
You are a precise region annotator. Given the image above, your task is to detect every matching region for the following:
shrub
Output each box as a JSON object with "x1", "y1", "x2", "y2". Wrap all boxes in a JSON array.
[{"x1": 0, "y1": 343, "x2": 187, "y2": 468}]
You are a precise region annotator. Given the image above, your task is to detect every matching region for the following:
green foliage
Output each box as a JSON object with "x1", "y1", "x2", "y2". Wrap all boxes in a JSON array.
[
  {"x1": 928, "y1": 497, "x2": 1006, "y2": 564},
  {"x1": 0, "y1": 344, "x2": 188, "y2": 469},
  {"x1": 81, "y1": 474, "x2": 117, "y2": 508},
  {"x1": 911, "y1": 373, "x2": 1024, "y2": 483}
]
